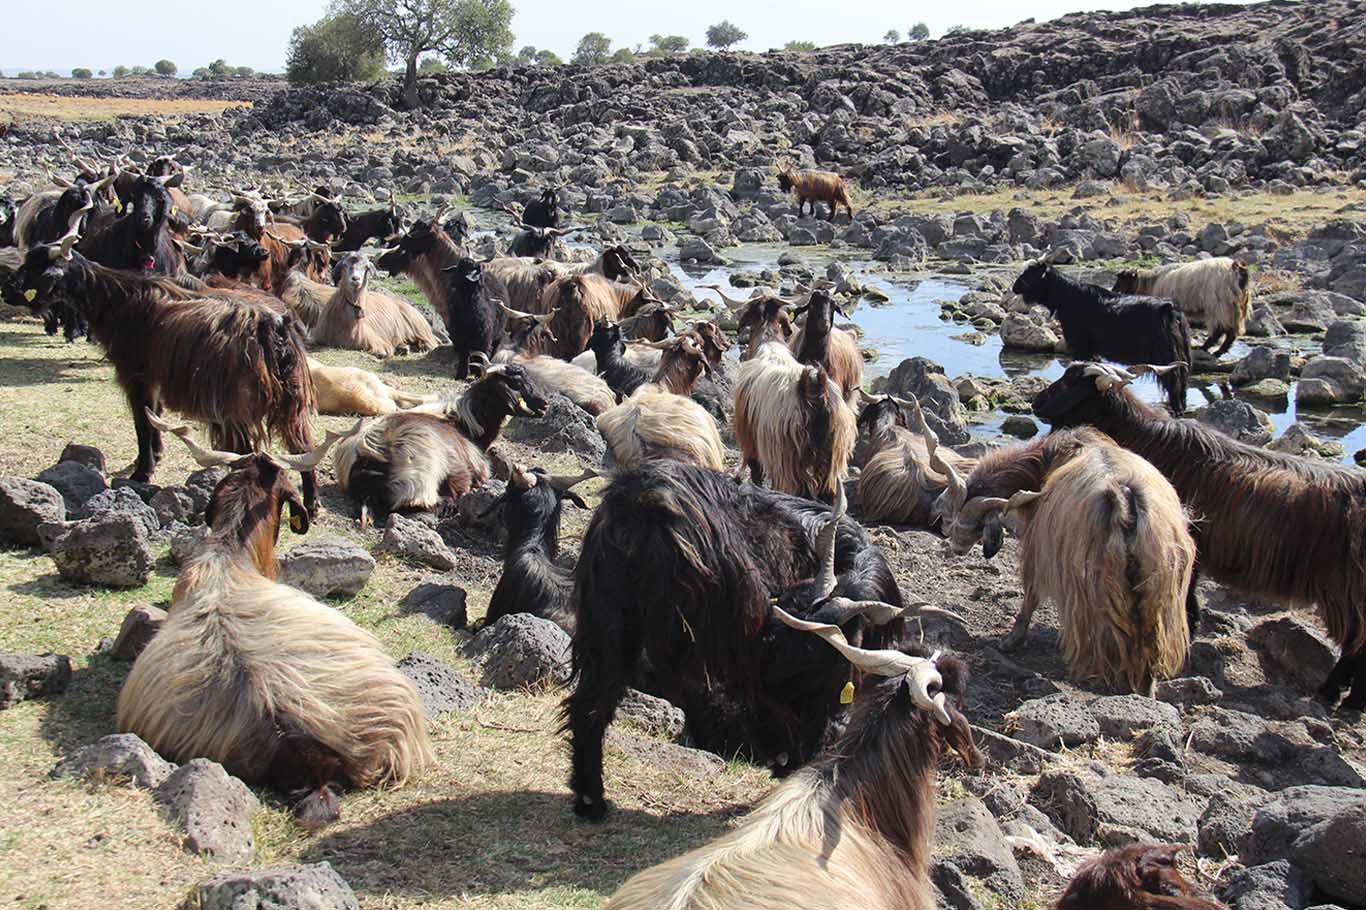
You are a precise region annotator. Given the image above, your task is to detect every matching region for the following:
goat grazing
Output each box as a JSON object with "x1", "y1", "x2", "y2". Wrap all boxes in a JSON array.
[
  {"x1": 1034, "y1": 361, "x2": 1366, "y2": 709},
  {"x1": 564, "y1": 461, "x2": 954, "y2": 817},
  {"x1": 483, "y1": 464, "x2": 597, "y2": 634},
  {"x1": 734, "y1": 299, "x2": 857, "y2": 502},
  {"x1": 310, "y1": 253, "x2": 437, "y2": 358},
  {"x1": 777, "y1": 166, "x2": 854, "y2": 222},
  {"x1": 308, "y1": 357, "x2": 428, "y2": 416},
  {"x1": 11, "y1": 231, "x2": 320, "y2": 508},
  {"x1": 857, "y1": 394, "x2": 977, "y2": 526},
  {"x1": 1013, "y1": 255, "x2": 1191, "y2": 414},
  {"x1": 1057, "y1": 844, "x2": 1227, "y2": 910},
  {"x1": 935, "y1": 422, "x2": 1194, "y2": 695},
  {"x1": 604, "y1": 618, "x2": 979, "y2": 910},
  {"x1": 117, "y1": 424, "x2": 430, "y2": 829},
  {"x1": 332, "y1": 361, "x2": 548, "y2": 523},
  {"x1": 1114, "y1": 258, "x2": 1251, "y2": 357}
]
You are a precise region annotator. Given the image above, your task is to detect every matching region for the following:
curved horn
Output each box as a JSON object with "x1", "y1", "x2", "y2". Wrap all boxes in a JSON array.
[
  {"x1": 699, "y1": 283, "x2": 752, "y2": 310},
  {"x1": 1128, "y1": 362, "x2": 1186, "y2": 379},
  {"x1": 545, "y1": 467, "x2": 598, "y2": 491},
  {"x1": 812, "y1": 482, "x2": 846, "y2": 601},
  {"x1": 509, "y1": 462, "x2": 537, "y2": 489},
  {"x1": 47, "y1": 168, "x2": 74, "y2": 189},
  {"x1": 1081, "y1": 362, "x2": 1135, "y2": 391},
  {"x1": 910, "y1": 396, "x2": 966, "y2": 516},
  {"x1": 497, "y1": 301, "x2": 536, "y2": 320},
  {"x1": 771, "y1": 606, "x2": 950, "y2": 724},
  {"x1": 274, "y1": 418, "x2": 363, "y2": 471},
  {"x1": 145, "y1": 410, "x2": 242, "y2": 467},
  {"x1": 1003, "y1": 489, "x2": 1043, "y2": 514},
  {"x1": 811, "y1": 598, "x2": 967, "y2": 629},
  {"x1": 957, "y1": 495, "x2": 1011, "y2": 525}
]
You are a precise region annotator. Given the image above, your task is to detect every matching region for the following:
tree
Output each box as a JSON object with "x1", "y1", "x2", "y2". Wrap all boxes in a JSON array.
[
  {"x1": 909, "y1": 22, "x2": 930, "y2": 40},
  {"x1": 234, "y1": 66, "x2": 255, "y2": 77},
  {"x1": 207, "y1": 59, "x2": 230, "y2": 76},
  {"x1": 516, "y1": 44, "x2": 538, "y2": 62},
  {"x1": 884, "y1": 29, "x2": 900, "y2": 44},
  {"x1": 572, "y1": 32, "x2": 612, "y2": 66},
  {"x1": 131, "y1": 65, "x2": 152, "y2": 75},
  {"x1": 944, "y1": 24, "x2": 968, "y2": 36},
  {"x1": 533, "y1": 48, "x2": 561, "y2": 65},
  {"x1": 71, "y1": 68, "x2": 93, "y2": 80},
  {"x1": 610, "y1": 47, "x2": 636, "y2": 64},
  {"x1": 705, "y1": 20, "x2": 747, "y2": 51},
  {"x1": 418, "y1": 57, "x2": 448, "y2": 72},
  {"x1": 336, "y1": 0, "x2": 515, "y2": 108},
  {"x1": 783, "y1": 40, "x2": 817, "y2": 52},
  {"x1": 97, "y1": 69, "x2": 107, "y2": 76},
  {"x1": 649, "y1": 34, "x2": 689, "y2": 53},
  {"x1": 112, "y1": 65, "x2": 130, "y2": 77},
  {"x1": 154, "y1": 59, "x2": 177, "y2": 76},
  {"x1": 287, "y1": 11, "x2": 387, "y2": 84}
]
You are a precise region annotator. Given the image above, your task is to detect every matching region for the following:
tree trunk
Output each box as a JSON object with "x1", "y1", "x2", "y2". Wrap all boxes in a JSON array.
[{"x1": 401, "y1": 52, "x2": 419, "y2": 109}]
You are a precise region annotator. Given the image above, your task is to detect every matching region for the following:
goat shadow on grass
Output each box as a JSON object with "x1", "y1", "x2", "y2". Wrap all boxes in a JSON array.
[
  {"x1": 373, "y1": 346, "x2": 460, "y2": 383},
  {"x1": 301, "y1": 790, "x2": 741, "y2": 900},
  {"x1": 36, "y1": 653, "x2": 128, "y2": 759},
  {"x1": 0, "y1": 336, "x2": 106, "y2": 388}
]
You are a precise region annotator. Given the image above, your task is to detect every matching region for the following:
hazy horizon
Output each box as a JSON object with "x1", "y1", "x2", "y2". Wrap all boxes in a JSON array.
[{"x1": 3, "y1": 0, "x2": 1257, "y2": 76}]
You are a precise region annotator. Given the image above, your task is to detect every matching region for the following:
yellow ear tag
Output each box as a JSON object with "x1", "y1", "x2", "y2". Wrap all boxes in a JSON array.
[
  {"x1": 171, "y1": 205, "x2": 178, "y2": 216},
  {"x1": 290, "y1": 513, "x2": 304, "y2": 532},
  {"x1": 768, "y1": 596, "x2": 779, "y2": 605},
  {"x1": 23, "y1": 289, "x2": 37, "y2": 303},
  {"x1": 115, "y1": 199, "x2": 123, "y2": 212},
  {"x1": 840, "y1": 681, "x2": 855, "y2": 705},
  {"x1": 517, "y1": 396, "x2": 527, "y2": 408}
]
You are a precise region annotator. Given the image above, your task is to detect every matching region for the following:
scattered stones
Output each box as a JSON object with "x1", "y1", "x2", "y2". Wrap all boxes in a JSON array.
[
  {"x1": 1089, "y1": 694, "x2": 1182, "y2": 740},
  {"x1": 278, "y1": 536, "x2": 375, "y2": 597},
  {"x1": 1197, "y1": 399, "x2": 1273, "y2": 445},
  {"x1": 51, "y1": 733, "x2": 176, "y2": 789},
  {"x1": 463, "y1": 613, "x2": 571, "y2": 690},
  {"x1": 0, "y1": 477, "x2": 65, "y2": 546},
  {"x1": 1218, "y1": 861, "x2": 1313, "y2": 910},
  {"x1": 185, "y1": 862, "x2": 359, "y2": 910},
  {"x1": 1010, "y1": 694, "x2": 1099, "y2": 750},
  {"x1": 616, "y1": 688, "x2": 686, "y2": 740},
  {"x1": 40, "y1": 513, "x2": 154, "y2": 587},
  {"x1": 398, "y1": 577, "x2": 468, "y2": 629},
  {"x1": 396, "y1": 652, "x2": 486, "y2": 716},
  {"x1": 606, "y1": 729, "x2": 725, "y2": 779},
  {"x1": 1249, "y1": 616, "x2": 1338, "y2": 689},
  {"x1": 111, "y1": 603, "x2": 167, "y2": 661},
  {"x1": 1245, "y1": 787, "x2": 1366, "y2": 906},
  {"x1": 379, "y1": 514, "x2": 458, "y2": 571},
  {"x1": 934, "y1": 797, "x2": 1026, "y2": 903},
  {"x1": 35, "y1": 460, "x2": 107, "y2": 513},
  {"x1": 153, "y1": 759, "x2": 258, "y2": 863},
  {"x1": 0, "y1": 651, "x2": 72, "y2": 709},
  {"x1": 1032, "y1": 768, "x2": 1200, "y2": 847}
]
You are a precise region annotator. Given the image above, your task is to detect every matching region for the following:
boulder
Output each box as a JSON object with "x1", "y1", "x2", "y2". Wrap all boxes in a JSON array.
[
  {"x1": 617, "y1": 688, "x2": 686, "y2": 740},
  {"x1": 1299, "y1": 355, "x2": 1364, "y2": 404},
  {"x1": 1231, "y1": 347, "x2": 1291, "y2": 386},
  {"x1": 1245, "y1": 787, "x2": 1366, "y2": 906},
  {"x1": 169, "y1": 523, "x2": 209, "y2": 565},
  {"x1": 111, "y1": 603, "x2": 167, "y2": 661},
  {"x1": 1000, "y1": 312, "x2": 1061, "y2": 352},
  {"x1": 606, "y1": 729, "x2": 725, "y2": 779},
  {"x1": 185, "y1": 863, "x2": 359, "y2": 910},
  {"x1": 501, "y1": 392, "x2": 605, "y2": 463},
  {"x1": 1010, "y1": 694, "x2": 1099, "y2": 750},
  {"x1": 0, "y1": 477, "x2": 65, "y2": 546},
  {"x1": 1199, "y1": 786, "x2": 1274, "y2": 857},
  {"x1": 1248, "y1": 616, "x2": 1338, "y2": 689},
  {"x1": 1089, "y1": 694, "x2": 1182, "y2": 740},
  {"x1": 35, "y1": 460, "x2": 106, "y2": 513},
  {"x1": 58, "y1": 443, "x2": 106, "y2": 473},
  {"x1": 464, "y1": 613, "x2": 571, "y2": 689},
  {"x1": 51, "y1": 733, "x2": 176, "y2": 789},
  {"x1": 379, "y1": 514, "x2": 458, "y2": 571},
  {"x1": 278, "y1": 536, "x2": 375, "y2": 597},
  {"x1": 397, "y1": 577, "x2": 468, "y2": 629},
  {"x1": 0, "y1": 651, "x2": 72, "y2": 708},
  {"x1": 74, "y1": 486, "x2": 161, "y2": 539},
  {"x1": 1218, "y1": 861, "x2": 1313, "y2": 910},
  {"x1": 1032, "y1": 769, "x2": 1200, "y2": 847},
  {"x1": 42, "y1": 514, "x2": 154, "y2": 587},
  {"x1": 933, "y1": 797, "x2": 1026, "y2": 902},
  {"x1": 884, "y1": 357, "x2": 970, "y2": 445},
  {"x1": 153, "y1": 758, "x2": 258, "y2": 862},
  {"x1": 396, "y1": 652, "x2": 486, "y2": 717},
  {"x1": 1197, "y1": 399, "x2": 1272, "y2": 445}
]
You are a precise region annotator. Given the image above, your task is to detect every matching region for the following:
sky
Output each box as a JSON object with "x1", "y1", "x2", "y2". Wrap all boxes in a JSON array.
[{"x1": 2, "y1": 0, "x2": 1256, "y2": 75}]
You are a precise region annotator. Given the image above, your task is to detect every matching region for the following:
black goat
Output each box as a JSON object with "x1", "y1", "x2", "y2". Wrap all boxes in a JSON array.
[
  {"x1": 1013, "y1": 259, "x2": 1191, "y2": 414},
  {"x1": 509, "y1": 225, "x2": 577, "y2": 259},
  {"x1": 562, "y1": 462, "x2": 954, "y2": 820},
  {"x1": 483, "y1": 464, "x2": 596, "y2": 634},
  {"x1": 442, "y1": 258, "x2": 508, "y2": 380},
  {"x1": 587, "y1": 318, "x2": 651, "y2": 398},
  {"x1": 335, "y1": 206, "x2": 404, "y2": 252},
  {"x1": 0, "y1": 197, "x2": 16, "y2": 248},
  {"x1": 521, "y1": 188, "x2": 560, "y2": 229},
  {"x1": 78, "y1": 175, "x2": 186, "y2": 277}
]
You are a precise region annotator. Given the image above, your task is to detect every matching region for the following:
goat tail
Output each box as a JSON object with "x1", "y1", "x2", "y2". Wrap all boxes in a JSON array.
[{"x1": 265, "y1": 312, "x2": 317, "y2": 446}]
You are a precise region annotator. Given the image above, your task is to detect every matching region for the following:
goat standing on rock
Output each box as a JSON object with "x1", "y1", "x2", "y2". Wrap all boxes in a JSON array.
[{"x1": 777, "y1": 165, "x2": 855, "y2": 222}]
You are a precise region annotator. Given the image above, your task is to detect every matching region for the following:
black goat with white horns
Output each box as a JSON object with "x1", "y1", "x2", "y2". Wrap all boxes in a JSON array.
[{"x1": 562, "y1": 461, "x2": 961, "y2": 819}]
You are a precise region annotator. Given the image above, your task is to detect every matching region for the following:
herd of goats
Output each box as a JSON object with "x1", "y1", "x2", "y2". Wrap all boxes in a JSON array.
[{"x1": 0, "y1": 151, "x2": 1360, "y2": 910}]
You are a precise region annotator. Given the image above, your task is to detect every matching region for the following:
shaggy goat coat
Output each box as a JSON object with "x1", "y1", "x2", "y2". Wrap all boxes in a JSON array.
[
  {"x1": 596, "y1": 383, "x2": 726, "y2": 471},
  {"x1": 1114, "y1": 258, "x2": 1251, "y2": 356},
  {"x1": 308, "y1": 358, "x2": 427, "y2": 416},
  {"x1": 334, "y1": 412, "x2": 490, "y2": 510},
  {"x1": 857, "y1": 401, "x2": 977, "y2": 526},
  {"x1": 495, "y1": 351, "x2": 616, "y2": 415},
  {"x1": 309, "y1": 272, "x2": 437, "y2": 357}
]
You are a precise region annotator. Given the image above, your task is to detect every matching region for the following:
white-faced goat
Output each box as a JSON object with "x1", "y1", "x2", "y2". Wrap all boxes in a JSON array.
[
  {"x1": 331, "y1": 362, "x2": 548, "y2": 524},
  {"x1": 1035, "y1": 361, "x2": 1366, "y2": 710},
  {"x1": 856, "y1": 394, "x2": 978, "y2": 526},
  {"x1": 563, "y1": 461, "x2": 958, "y2": 818},
  {"x1": 309, "y1": 252, "x2": 437, "y2": 358},
  {"x1": 1114, "y1": 257, "x2": 1251, "y2": 357},
  {"x1": 117, "y1": 424, "x2": 431, "y2": 829},
  {"x1": 935, "y1": 420, "x2": 1195, "y2": 696},
  {"x1": 605, "y1": 615, "x2": 980, "y2": 910}
]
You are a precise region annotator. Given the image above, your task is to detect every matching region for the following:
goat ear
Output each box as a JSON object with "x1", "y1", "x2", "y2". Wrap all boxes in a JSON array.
[
  {"x1": 564, "y1": 490, "x2": 589, "y2": 510},
  {"x1": 283, "y1": 491, "x2": 311, "y2": 535},
  {"x1": 981, "y1": 514, "x2": 1004, "y2": 559}
]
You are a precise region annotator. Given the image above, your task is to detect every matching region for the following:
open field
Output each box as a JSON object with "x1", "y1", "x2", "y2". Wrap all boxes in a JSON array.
[{"x1": 0, "y1": 93, "x2": 250, "y2": 125}]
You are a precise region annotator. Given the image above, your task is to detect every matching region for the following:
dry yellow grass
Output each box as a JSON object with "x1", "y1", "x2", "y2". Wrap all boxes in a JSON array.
[{"x1": 0, "y1": 93, "x2": 250, "y2": 124}]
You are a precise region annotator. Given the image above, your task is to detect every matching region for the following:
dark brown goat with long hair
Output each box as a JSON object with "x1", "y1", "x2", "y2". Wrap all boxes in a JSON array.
[
  {"x1": 1057, "y1": 844, "x2": 1226, "y2": 910},
  {"x1": 777, "y1": 166, "x2": 855, "y2": 222},
  {"x1": 10, "y1": 232, "x2": 319, "y2": 509},
  {"x1": 1034, "y1": 361, "x2": 1366, "y2": 709}
]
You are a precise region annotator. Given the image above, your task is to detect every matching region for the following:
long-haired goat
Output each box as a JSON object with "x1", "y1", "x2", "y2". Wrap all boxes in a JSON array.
[
  {"x1": 734, "y1": 300, "x2": 857, "y2": 502},
  {"x1": 1114, "y1": 258, "x2": 1251, "y2": 357},
  {"x1": 520, "y1": 187, "x2": 560, "y2": 229},
  {"x1": 0, "y1": 197, "x2": 18, "y2": 248},
  {"x1": 117, "y1": 426, "x2": 430, "y2": 829},
  {"x1": 1013, "y1": 255, "x2": 1191, "y2": 414},
  {"x1": 308, "y1": 357, "x2": 429, "y2": 416},
  {"x1": 791, "y1": 289, "x2": 864, "y2": 404},
  {"x1": 1034, "y1": 361, "x2": 1366, "y2": 709},
  {"x1": 777, "y1": 166, "x2": 855, "y2": 222},
  {"x1": 373, "y1": 214, "x2": 464, "y2": 323},
  {"x1": 856, "y1": 394, "x2": 977, "y2": 526},
  {"x1": 935, "y1": 422, "x2": 1195, "y2": 695},
  {"x1": 310, "y1": 253, "x2": 437, "y2": 358},
  {"x1": 1057, "y1": 844, "x2": 1227, "y2": 910},
  {"x1": 11, "y1": 232, "x2": 320, "y2": 508},
  {"x1": 443, "y1": 257, "x2": 507, "y2": 379},
  {"x1": 586, "y1": 318, "x2": 652, "y2": 398},
  {"x1": 78, "y1": 173, "x2": 187, "y2": 276},
  {"x1": 564, "y1": 461, "x2": 959, "y2": 818},
  {"x1": 537, "y1": 273, "x2": 637, "y2": 360},
  {"x1": 491, "y1": 349, "x2": 616, "y2": 416},
  {"x1": 605, "y1": 619, "x2": 980, "y2": 910},
  {"x1": 332, "y1": 362, "x2": 548, "y2": 524},
  {"x1": 14, "y1": 177, "x2": 109, "y2": 249},
  {"x1": 483, "y1": 464, "x2": 597, "y2": 635},
  {"x1": 335, "y1": 204, "x2": 404, "y2": 252}
]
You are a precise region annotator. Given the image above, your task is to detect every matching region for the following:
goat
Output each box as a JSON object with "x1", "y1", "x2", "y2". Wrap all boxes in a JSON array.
[
  {"x1": 0, "y1": 197, "x2": 16, "y2": 248},
  {"x1": 1034, "y1": 361, "x2": 1366, "y2": 709},
  {"x1": 483, "y1": 464, "x2": 596, "y2": 634},
  {"x1": 604, "y1": 622, "x2": 980, "y2": 910},
  {"x1": 586, "y1": 318, "x2": 652, "y2": 398},
  {"x1": 492, "y1": 348, "x2": 616, "y2": 416},
  {"x1": 616, "y1": 299, "x2": 677, "y2": 342},
  {"x1": 14, "y1": 178, "x2": 109, "y2": 249},
  {"x1": 308, "y1": 357, "x2": 429, "y2": 416},
  {"x1": 310, "y1": 253, "x2": 437, "y2": 358},
  {"x1": 1114, "y1": 258, "x2": 1251, "y2": 358},
  {"x1": 790, "y1": 289, "x2": 864, "y2": 403},
  {"x1": 595, "y1": 335, "x2": 725, "y2": 471},
  {"x1": 856, "y1": 393, "x2": 977, "y2": 526},
  {"x1": 78, "y1": 174, "x2": 187, "y2": 276},
  {"x1": 509, "y1": 224, "x2": 577, "y2": 259},
  {"x1": 935, "y1": 422, "x2": 1194, "y2": 695},
  {"x1": 374, "y1": 215, "x2": 463, "y2": 325},
  {"x1": 117, "y1": 425, "x2": 430, "y2": 829},
  {"x1": 538, "y1": 273, "x2": 639, "y2": 360},
  {"x1": 777, "y1": 166, "x2": 854, "y2": 222},
  {"x1": 1013, "y1": 255, "x2": 1191, "y2": 414},
  {"x1": 548, "y1": 245, "x2": 643, "y2": 283},
  {"x1": 520, "y1": 187, "x2": 560, "y2": 229},
  {"x1": 564, "y1": 461, "x2": 959, "y2": 817},
  {"x1": 195, "y1": 230, "x2": 270, "y2": 285},
  {"x1": 483, "y1": 256, "x2": 562, "y2": 313},
  {"x1": 443, "y1": 257, "x2": 507, "y2": 380},
  {"x1": 332, "y1": 362, "x2": 548, "y2": 524},
  {"x1": 12, "y1": 230, "x2": 320, "y2": 507},
  {"x1": 499, "y1": 303, "x2": 560, "y2": 358},
  {"x1": 734, "y1": 299, "x2": 857, "y2": 502},
  {"x1": 704, "y1": 283, "x2": 799, "y2": 355},
  {"x1": 271, "y1": 240, "x2": 337, "y2": 329},
  {"x1": 1057, "y1": 844, "x2": 1227, "y2": 910},
  {"x1": 335, "y1": 205, "x2": 404, "y2": 252}
]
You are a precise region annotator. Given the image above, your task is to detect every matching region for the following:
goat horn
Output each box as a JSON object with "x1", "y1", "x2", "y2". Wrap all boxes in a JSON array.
[
  {"x1": 699, "y1": 283, "x2": 752, "y2": 310},
  {"x1": 1129, "y1": 362, "x2": 1186, "y2": 378},
  {"x1": 545, "y1": 467, "x2": 597, "y2": 491},
  {"x1": 771, "y1": 605, "x2": 950, "y2": 725},
  {"x1": 958, "y1": 495, "x2": 1011, "y2": 524},
  {"x1": 274, "y1": 418, "x2": 362, "y2": 471},
  {"x1": 1004, "y1": 489, "x2": 1043, "y2": 513},
  {"x1": 509, "y1": 462, "x2": 537, "y2": 489},
  {"x1": 144, "y1": 410, "x2": 243, "y2": 467},
  {"x1": 47, "y1": 168, "x2": 74, "y2": 189},
  {"x1": 812, "y1": 482, "x2": 845, "y2": 602},
  {"x1": 497, "y1": 302, "x2": 536, "y2": 320},
  {"x1": 1082, "y1": 362, "x2": 1134, "y2": 391},
  {"x1": 911, "y1": 397, "x2": 966, "y2": 517},
  {"x1": 811, "y1": 598, "x2": 967, "y2": 629},
  {"x1": 175, "y1": 238, "x2": 207, "y2": 255}
]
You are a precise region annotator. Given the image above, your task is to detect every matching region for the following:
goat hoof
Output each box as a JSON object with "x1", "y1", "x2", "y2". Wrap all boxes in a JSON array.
[
  {"x1": 572, "y1": 794, "x2": 608, "y2": 822},
  {"x1": 999, "y1": 631, "x2": 1026, "y2": 653}
]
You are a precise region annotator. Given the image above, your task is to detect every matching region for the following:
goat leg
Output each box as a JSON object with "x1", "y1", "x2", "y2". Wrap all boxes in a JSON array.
[
  {"x1": 128, "y1": 388, "x2": 158, "y2": 483},
  {"x1": 1213, "y1": 332, "x2": 1236, "y2": 358},
  {"x1": 1343, "y1": 653, "x2": 1366, "y2": 711},
  {"x1": 1000, "y1": 591, "x2": 1039, "y2": 652},
  {"x1": 1184, "y1": 569, "x2": 1202, "y2": 638}
]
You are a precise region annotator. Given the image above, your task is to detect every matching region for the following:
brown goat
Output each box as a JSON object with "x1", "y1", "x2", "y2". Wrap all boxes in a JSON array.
[
  {"x1": 1057, "y1": 845, "x2": 1226, "y2": 910},
  {"x1": 536, "y1": 273, "x2": 641, "y2": 360},
  {"x1": 790, "y1": 289, "x2": 863, "y2": 403},
  {"x1": 856, "y1": 394, "x2": 977, "y2": 526},
  {"x1": 778, "y1": 166, "x2": 854, "y2": 221}
]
